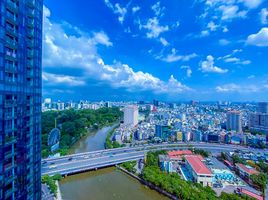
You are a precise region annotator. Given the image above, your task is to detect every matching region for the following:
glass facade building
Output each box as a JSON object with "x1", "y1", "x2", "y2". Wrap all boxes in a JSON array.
[{"x1": 0, "y1": 0, "x2": 43, "y2": 199}]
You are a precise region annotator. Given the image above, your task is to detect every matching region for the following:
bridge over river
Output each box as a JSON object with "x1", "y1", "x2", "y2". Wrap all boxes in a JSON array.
[{"x1": 41, "y1": 142, "x2": 267, "y2": 176}]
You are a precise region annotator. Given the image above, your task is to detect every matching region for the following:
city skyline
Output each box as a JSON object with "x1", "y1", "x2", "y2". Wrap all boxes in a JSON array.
[{"x1": 42, "y1": 0, "x2": 268, "y2": 101}]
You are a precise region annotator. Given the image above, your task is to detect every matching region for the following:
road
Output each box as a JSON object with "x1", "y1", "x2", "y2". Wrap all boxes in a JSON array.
[{"x1": 41, "y1": 142, "x2": 268, "y2": 176}]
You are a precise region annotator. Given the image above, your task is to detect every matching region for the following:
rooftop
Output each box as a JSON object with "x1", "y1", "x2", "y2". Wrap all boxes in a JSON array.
[
  {"x1": 236, "y1": 164, "x2": 259, "y2": 175},
  {"x1": 185, "y1": 155, "x2": 212, "y2": 175},
  {"x1": 168, "y1": 150, "x2": 193, "y2": 157},
  {"x1": 240, "y1": 188, "x2": 264, "y2": 200}
]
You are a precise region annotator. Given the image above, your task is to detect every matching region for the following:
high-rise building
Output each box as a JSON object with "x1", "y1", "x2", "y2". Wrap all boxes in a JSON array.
[
  {"x1": 226, "y1": 111, "x2": 242, "y2": 132},
  {"x1": 124, "y1": 105, "x2": 138, "y2": 126},
  {"x1": 249, "y1": 113, "x2": 268, "y2": 134},
  {"x1": 155, "y1": 125, "x2": 169, "y2": 140},
  {"x1": 153, "y1": 99, "x2": 159, "y2": 107},
  {"x1": 257, "y1": 102, "x2": 268, "y2": 113},
  {"x1": 0, "y1": 0, "x2": 43, "y2": 199}
]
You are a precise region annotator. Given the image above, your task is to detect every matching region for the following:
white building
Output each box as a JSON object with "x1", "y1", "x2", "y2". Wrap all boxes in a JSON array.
[{"x1": 124, "y1": 105, "x2": 139, "y2": 126}]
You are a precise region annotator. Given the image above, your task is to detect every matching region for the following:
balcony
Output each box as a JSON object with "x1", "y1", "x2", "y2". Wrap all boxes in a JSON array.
[
  {"x1": 6, "y1": 26, "x2": 17, "y2": 37},
  {"x1": 26, "y1": 70, "x2": 34, "y2": 77},
  {"x1": 5, "y1": 187, "x2": 15, "y2": 199},
  {"x1": 6, "y1": 0, "x2": 18, "y2": 13},
  {"x1": 4, "y1": 112, "x2": 17, "y2": 120},
  {"x1": 26, "y1": 99, "x2": 33, "y2": 105},
  {"x1": 5, "y1": 64, "x2": 17, "y2": 73},
  {"x1": 4, "y1": 175, "x2": 16, "y2": 186},
  {"x1": 6, "y1": 12, "x2": 17, "y2": 25},
  {"x1": 5, "y1": 52, "x2": 17, "y2": 61},
  {"x1": 26, "y1": 0, "x2": 35, "y2": 9},
  {"x1": 27, "y1": 51, "x2": 34, "y2": 58},
  {"x1": 27, "y1": 62, "x2": 34, "y2": 70},
  {"x1": 27, "y1": 39, "x2": 34, "y2": 48},
  {"x1": 4, "y1": 150, "x2": 14, "y2": 159},
  {"x1": 27, "y1": 10, "x2": 35, "y2": 18},
  {"x1": 26, "y1": 20, "x2": 34, "y2": 29},
  {"x1": 5, "y1": 38, "x2": 17, "y2": 49},
  {"x1": 5, "y1": 77, "x2": 17, "y2": 84},
  {"x1": 4, "y1": 100, "x2": 17, "y2": 108},
  {"x1": 4, "y1": 136, "x2": 16, "y2": 146},
  {"x1": 26, "y1": 120, "x2": 33, "y2": 127},
  {"x1": 27, "y1": 30, "x2": 34, "y2": 38}
]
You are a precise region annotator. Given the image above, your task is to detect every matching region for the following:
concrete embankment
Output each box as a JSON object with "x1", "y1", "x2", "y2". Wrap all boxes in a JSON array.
[
  {"x1": 55, "y1": 181, "x2": 63, "y2": 200},
  {"x1": 116, "y1": 165, "x2": 179, "y2": 200}
]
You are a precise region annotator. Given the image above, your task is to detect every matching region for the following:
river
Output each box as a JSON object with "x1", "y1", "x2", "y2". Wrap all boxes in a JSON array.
[{"x1": 59, "y1": 125, "x2": 168, "y2": 200}]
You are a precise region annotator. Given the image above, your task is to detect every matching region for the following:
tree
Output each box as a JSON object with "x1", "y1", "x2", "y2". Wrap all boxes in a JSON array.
[{"x1": 250, "y1": 173, "x2": 267, "y2": 199}]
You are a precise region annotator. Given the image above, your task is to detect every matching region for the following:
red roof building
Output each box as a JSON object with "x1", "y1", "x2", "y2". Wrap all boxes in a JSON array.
[
  {"x1": 236, "y1": 163, "x2": 259, "y2": 178},
  {"x1": 185, "y1": 155, "x2": 213, "y2": 187},
  {"x1": 240, "y1": 188, "x2": 264, "y2": 200},
  {"x1": 168, "y1": 150, "x2": 193, "y2": 159}
]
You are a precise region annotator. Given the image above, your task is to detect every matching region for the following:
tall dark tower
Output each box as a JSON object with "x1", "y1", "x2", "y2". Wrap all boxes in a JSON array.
[{"x1": 0, "y1": 0, "x2": 43, "y2": 199}]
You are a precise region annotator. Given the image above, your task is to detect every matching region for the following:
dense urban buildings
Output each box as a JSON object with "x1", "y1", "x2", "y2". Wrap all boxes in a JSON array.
[{"x1": 0, "y1": 0, "x2": 43, "y2": 199}]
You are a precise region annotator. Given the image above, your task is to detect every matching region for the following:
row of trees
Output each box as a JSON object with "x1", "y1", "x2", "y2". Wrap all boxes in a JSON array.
[
  {"x1": 120, "y1": 161, "x2": 137, "y2": 174},
  {"x1": 42, "y1": 107, "x2": 122, "y2": 157},
  {"x1": 41, "y1": 174, "x2": 62, "y2": 196},
  {"x1": 142, "y1": 151, "x2": 254, "y2": 200}
]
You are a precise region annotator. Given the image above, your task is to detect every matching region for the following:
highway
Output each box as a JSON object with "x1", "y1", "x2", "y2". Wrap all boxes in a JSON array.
[{"x1": 41, "y1": 143, "x2": 268, "y2": 176}]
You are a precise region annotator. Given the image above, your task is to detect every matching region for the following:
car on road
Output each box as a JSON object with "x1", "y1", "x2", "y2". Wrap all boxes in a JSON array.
[
  {"x1": 42, "y1": 161, "x2": 47, "y2": 165},
  {"x1": 50, "y1": 162, "x2": 55, "y2": 165},
  {"x1": 68, "y1": 157, "x2": 73, "y2": 161}
]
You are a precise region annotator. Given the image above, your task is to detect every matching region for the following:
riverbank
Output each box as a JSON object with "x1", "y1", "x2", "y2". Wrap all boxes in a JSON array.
[
  {"x1": 69, "y1": 123, "x2": 119, "y2": 154},
  {"x1": 116, "y1": 165, "x2": 178, "y2": 200},
  {"x1": 42, "y1": 107, "x2": 122, "y2": 158},
  {"x1": 59, "y1": 167, "x2": 169, "y2": 200}
]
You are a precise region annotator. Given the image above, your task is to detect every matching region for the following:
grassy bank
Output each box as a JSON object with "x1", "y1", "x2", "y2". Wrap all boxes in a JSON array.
[{"x1": 42, "y1": 174, "x2": 62, "y2": 196}]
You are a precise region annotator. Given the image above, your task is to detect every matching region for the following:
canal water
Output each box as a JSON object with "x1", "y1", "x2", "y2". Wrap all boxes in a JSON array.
[{"x1": 59, "y1": 125, "x2": 168, "y2": 200}]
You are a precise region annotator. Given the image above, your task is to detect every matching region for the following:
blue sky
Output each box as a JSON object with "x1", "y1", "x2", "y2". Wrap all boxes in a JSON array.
[{"x1": 42, "y1": 0, "x2": 268, "y2": 102}]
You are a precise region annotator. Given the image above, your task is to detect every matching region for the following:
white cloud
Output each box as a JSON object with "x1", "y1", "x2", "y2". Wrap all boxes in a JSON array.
[
  {"x1": 200, "y1": 55, "x2": 228, "y2": 73},
  {"x1": 246, "y1": 28, "x2": 268, "y2": 47},
  {"x1": 181, "y1": 66, "x2": 192, "y2": 78},
  {"x1": 42, "y1": 72, "x2": 85, "y2": 86},
  {"x1": 216, "y1": 83, "x2": 240, "y2": 92},
  {"x1": 219, "y1": 5, "x2": 247, "y2": 20},
  {"x1": 219, "y1": 39, "x2": 230, "y2": 45},
  {"x1": 216, "y1": 83, "x2": 260, "y2": 93},
  {"x1": 132, "y1": 6, "x2": 140, "y2": 14},
  {"x1": 239, "y1": 0, "x2": 263, "y2": 9},
  {"x1": 104, "y1": 0, "x2": 127, "y2": 24},
  {"x1": 223, "y1": 26, "x2": 229, "y2": 32},
  {"x1": 43, "y1": 5, "x2": 190, "y2": 95},
  {"x1": 201, "y1": 30, "x2": 210, "y2": 37},
  {"x1": 160, "y1": 48, "x2": 197, "y2": 63},
  {"x1": 159, "y1": 37, "x2": 169, "y2": 46},
  {"x1": 151, "y1": 1, "x2": 165, "y2": 17},
  {"x1": 225, "y1": 57, "x2": 240, "y2": 62},
  {"x1": 224, "y1": 57, "x2": 251, "y2": 65},
  {"x1": 143, "y1": 17, "x2": 169, "y2": 38},
  {"x1": 260, "y1": 8, "x2": 268, "y2": 24},
  {"x1": 92, "y1": 32, "x2": 113, "y2": 46},
  {"x1": 207, "y1": 21, "x2": 218, "y2": 31}
]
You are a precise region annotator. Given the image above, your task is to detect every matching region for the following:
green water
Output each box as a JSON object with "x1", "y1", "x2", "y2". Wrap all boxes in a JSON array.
[
  {"x1": 60, "y1": 167, "x2": 168, "y2": 200},
  {"x1": 59, "y1": 125, "x2": 169, "y2": 200}
]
